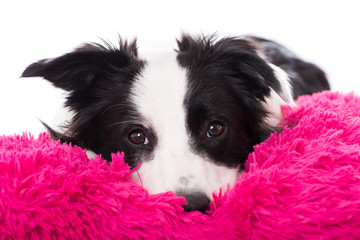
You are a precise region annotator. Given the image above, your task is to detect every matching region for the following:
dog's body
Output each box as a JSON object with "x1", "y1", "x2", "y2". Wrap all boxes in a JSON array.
[{"x1": 22, "y1": 34, "x2": 330, "y2": 212}]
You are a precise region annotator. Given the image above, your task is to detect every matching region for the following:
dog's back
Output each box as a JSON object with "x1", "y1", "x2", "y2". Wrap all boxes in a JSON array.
[{"x1": 248, "y1": 36, "x2": 330, "y2": 99}]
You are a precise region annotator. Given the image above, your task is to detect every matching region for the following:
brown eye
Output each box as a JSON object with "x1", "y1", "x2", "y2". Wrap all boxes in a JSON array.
[
  {"x1": 128, "y1": 130, "x2": 149, "y2": 145},
  {"x1": 206, "y1": 121, "x2": 225, "y2": 138}
]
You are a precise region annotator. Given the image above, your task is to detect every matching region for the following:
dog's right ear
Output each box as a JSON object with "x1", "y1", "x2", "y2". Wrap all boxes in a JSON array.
[
  {"x1": 21, "y1": 40, "x2": 139, "y2": 91},
  {"x1": 21, "y1": 54, "x2": 96, "y2": 91}
]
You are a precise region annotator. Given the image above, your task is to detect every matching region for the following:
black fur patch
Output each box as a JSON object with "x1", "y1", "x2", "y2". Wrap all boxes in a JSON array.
[{"x1": 177, "y1": 34, "x2": 280, "y2": 168}]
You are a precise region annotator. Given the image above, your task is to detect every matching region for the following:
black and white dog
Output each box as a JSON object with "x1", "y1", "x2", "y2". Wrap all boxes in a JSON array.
[{"x1": 22, "y1": 34, "x2": 330, "y2": 212}]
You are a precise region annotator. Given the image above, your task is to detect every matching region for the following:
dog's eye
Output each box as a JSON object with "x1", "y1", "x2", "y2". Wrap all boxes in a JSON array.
[
  {"x1": 206, "y1": 121, "x2": 225, "y2": 138},
  {"x1": 128, "y1": 130, "x2": 149, "y2": 145}
]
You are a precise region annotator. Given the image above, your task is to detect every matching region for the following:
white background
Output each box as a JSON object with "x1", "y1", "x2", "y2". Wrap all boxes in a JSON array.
[{"x1": 0, "y1": 0, "x2": 359, "y2": 136}]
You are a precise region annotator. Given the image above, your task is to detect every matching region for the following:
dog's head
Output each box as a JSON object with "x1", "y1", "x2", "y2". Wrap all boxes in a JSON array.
[{"x1": 22, "y1": 34, "x2": 293, "y2": 212}]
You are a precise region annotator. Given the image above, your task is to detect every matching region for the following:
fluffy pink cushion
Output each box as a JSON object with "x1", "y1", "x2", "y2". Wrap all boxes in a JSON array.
[{"x1": 1, "y1": 91, "x2": 360, "y2": 239}]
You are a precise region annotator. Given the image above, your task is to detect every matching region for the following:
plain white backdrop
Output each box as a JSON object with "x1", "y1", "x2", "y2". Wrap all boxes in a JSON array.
[{"x1": 0, "y1": 0, "x2": 359, "y2": 136}]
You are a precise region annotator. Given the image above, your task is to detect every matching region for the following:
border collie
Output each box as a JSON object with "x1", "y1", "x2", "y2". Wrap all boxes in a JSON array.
[{"x1": 22, "y1": 34, "x2": 330, "y2": 212}]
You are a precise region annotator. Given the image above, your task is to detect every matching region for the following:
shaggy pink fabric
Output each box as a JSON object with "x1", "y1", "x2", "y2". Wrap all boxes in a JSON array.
[{"x1": 2, "y1": 91, "x2": 360, "y2": 239}]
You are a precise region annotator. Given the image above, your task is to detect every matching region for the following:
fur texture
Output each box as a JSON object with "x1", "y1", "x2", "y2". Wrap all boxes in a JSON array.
[{"x1": 2, "y1": 91, "x2": 359, "y2": 239}]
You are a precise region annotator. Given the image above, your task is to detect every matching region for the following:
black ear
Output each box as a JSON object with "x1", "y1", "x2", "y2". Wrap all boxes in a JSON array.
[
  {"x1": 21, "y1": 54, "x2": 97, "y2": 91},
  {"x1": 177, "y1": 34, "x2": 281, "y2": 102},
  {"x1": 218, "y1": 39, "x2": 283, "y2": 102},
  {"x1": 21, "y1": 39, "x2": 139, "y2": 91}
]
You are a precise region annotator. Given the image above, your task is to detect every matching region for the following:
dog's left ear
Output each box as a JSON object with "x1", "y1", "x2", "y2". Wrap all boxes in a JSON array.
[
  {"x1": 21, "y1": 40, "x2": 139, "y2": 92},
  {"x1": 177, "y1": 34, "x2": 292, "y2": 104}
]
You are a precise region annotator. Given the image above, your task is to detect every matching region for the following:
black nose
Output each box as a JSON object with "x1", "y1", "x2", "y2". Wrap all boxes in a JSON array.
[{"x1": 179, "y1": 192, "x2": 211, "y2": 213}]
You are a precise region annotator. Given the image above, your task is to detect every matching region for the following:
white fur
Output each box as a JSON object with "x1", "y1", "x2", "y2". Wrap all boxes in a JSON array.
[
  {"x1": 86, "y1": 150, "x2": 97, "y2": 159},
  {"x1": 263, "y1": 64, "x2": 296, "y2": 127},
  {"x1": 130, "y1": 49, "x2": 240, "y2": 199},
  {"x1": 269, "y1": 63, "x2": 294, "y2": 104}
]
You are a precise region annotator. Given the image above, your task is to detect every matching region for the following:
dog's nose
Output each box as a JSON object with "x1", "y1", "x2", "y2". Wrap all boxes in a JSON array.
[{"x1": 178, "y1": 191, "x2": 211, "y2": 213}]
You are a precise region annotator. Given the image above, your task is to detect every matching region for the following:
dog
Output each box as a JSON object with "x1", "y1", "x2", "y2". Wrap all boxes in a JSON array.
[{"x1": 22, "y1": 34, "x2": 330, "y2": 212}]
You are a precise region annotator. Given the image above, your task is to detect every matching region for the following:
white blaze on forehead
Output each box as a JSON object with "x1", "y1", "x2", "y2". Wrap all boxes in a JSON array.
[{"x1": 130, "y1": 49, "x2": 239, "y2": 199}]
